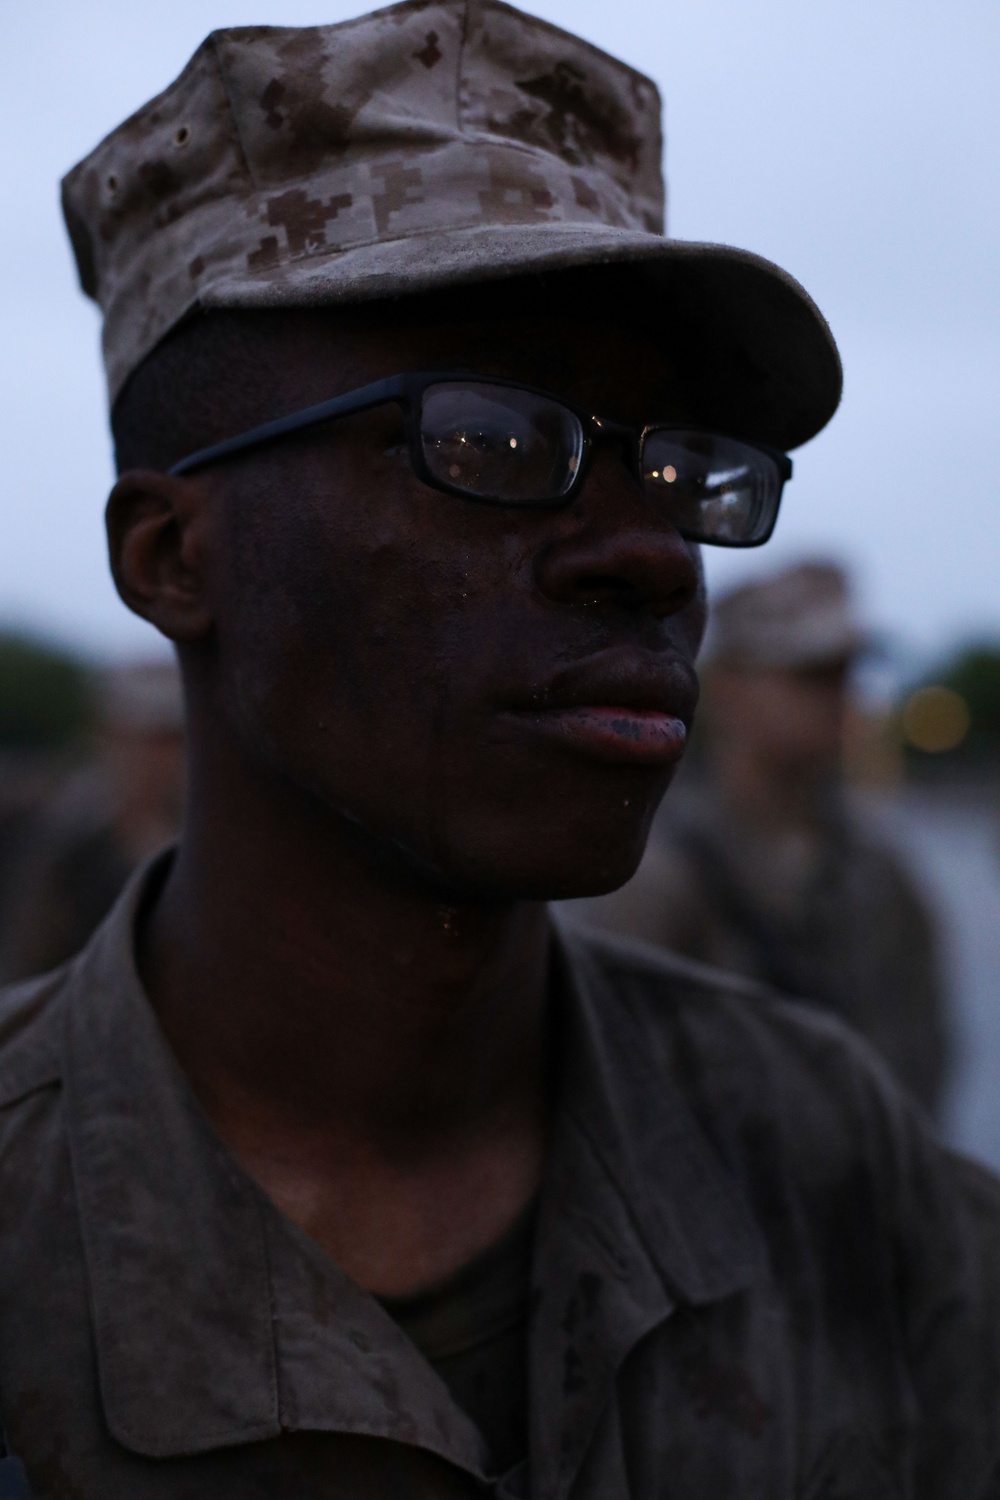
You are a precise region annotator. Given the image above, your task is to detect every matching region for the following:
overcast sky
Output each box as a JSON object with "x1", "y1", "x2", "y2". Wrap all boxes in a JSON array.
[{"x1": 2, "y1": 0, "x2": 998, "y2": 664}]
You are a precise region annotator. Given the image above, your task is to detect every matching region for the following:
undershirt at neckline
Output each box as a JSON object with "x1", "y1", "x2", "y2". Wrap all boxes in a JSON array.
[{"x1": 378, "y1": 1199, "x2": 538, "y2": 1477}]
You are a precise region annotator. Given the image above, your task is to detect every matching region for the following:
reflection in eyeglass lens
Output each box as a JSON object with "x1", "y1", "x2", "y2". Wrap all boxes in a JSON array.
[
  {"x1": 643, "y1": 431, "x2": 778, "y2": 544},
  {"x1": 421, "y1": 384, "x2": 583, "y2": 502}
]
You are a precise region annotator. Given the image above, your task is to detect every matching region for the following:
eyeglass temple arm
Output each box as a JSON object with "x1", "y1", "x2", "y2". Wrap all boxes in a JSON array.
[{"x1": 168, "y1": 375, "x2": 408, "y2": 477}]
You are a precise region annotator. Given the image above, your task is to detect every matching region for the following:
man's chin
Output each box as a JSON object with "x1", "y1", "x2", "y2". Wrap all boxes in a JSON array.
[
  {"x1": 451, "y1": 832, "x2": 653, "y2": 905},
  {"x1": 519, "y1": 863, "x2": 648, "y2": 904},
  {"x1": 329, "y1": 774, "x2": 666, "y2": 905}
]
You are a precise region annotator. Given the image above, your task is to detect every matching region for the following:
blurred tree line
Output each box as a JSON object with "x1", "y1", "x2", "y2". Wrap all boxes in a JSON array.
[{"x1": 0, "y1": 631, "x2": 92, "y2": 752}]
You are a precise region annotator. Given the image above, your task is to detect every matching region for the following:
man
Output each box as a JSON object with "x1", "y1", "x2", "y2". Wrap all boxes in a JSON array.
[
  {"x1": 0, "y1": 660, "x2": 184, "y2": 982},
  {"x1": 0, "y1": 5, "x2": 997, "y2": 1497},
  {"x1": 571, "y1": 561, "x2": 950, "y2": 1113}
]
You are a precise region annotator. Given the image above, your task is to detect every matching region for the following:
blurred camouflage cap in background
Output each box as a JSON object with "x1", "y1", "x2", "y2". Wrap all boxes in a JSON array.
[
  {"x1": 61, "y1": 0, "x2": 841, "y2": 448},
  {"x1": 705, "y1": 561, "x2": 868, "y2": 670}
]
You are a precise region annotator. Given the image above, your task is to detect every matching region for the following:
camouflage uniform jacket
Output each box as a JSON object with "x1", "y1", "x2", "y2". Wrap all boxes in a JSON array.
[{"x1": 0, "y1": 861, "x2": 997, "y2": 1499}]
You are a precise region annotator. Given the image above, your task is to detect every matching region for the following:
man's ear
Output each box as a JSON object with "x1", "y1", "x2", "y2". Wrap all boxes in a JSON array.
[{"x1": 106, "y1": 470, "x2": 215, "y2": 642}]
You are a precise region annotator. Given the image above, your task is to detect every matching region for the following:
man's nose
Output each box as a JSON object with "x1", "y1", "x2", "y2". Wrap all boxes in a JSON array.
[{"x1": 533, "y1": 446, "x2": 701, "y2": 618}]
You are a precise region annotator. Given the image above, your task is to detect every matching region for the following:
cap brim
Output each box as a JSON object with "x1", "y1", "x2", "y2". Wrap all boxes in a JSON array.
[{"x1": 200, "y1": 221, "x2": 841, "y2": 452}]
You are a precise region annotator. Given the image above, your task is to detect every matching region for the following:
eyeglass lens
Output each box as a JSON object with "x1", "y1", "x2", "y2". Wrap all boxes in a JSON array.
[
  {"x1": 420, "y1": 382, "x2": 584, "y2": 504},
  {"x1": 641, "y1": 430, "x2": 781, "y2": 546},
  {"x1": 419, "y1": 381, "x2": 780, "y2": 544}
]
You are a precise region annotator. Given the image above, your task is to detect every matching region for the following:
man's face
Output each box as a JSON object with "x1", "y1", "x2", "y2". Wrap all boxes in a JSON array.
[
  {"x1": 195, "y1": 294, "x2": 706, "y2": 900},
  {"x1": 705, "y1": 657, "x2": 852, "y2": 779}
]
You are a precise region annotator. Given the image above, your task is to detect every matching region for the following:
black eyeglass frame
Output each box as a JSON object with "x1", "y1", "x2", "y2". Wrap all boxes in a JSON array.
[{"x1": 168, "y1": 370, "x2": 792, "y2": 547}]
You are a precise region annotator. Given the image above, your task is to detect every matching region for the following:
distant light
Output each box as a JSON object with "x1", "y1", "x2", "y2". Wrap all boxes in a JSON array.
[
  {"x1": 663, "y1": 465, "x2": 677, "y2": 483},
  {"x1": 509, "y1": 437, "x2": 518, "y2": 448},
  {"x1": 901, "y1": 685, "x2": 971, "y2": 753},
  {"x1": 449, "y1": 464, "x2": 461, "y2": 478},
  {"x1": 650, "y1": 470, "x2": 659, "y2": 479}
]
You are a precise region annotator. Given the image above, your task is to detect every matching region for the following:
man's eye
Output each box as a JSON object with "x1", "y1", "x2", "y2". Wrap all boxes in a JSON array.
[{"x1": 383, "y1": 440, "x2": 408, "y2": 458}]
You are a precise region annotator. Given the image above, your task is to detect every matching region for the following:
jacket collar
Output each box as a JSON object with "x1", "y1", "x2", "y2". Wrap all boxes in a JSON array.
[
  {"x1": 527, "y1": 929, "x2": 763, "y2": 1498},
  {"x1": 552, "y1": 928, "x2": 764, "y2": 1306},
  {"x1": 62, "y1": 857, "x2": 762, "y2": 1489},
  {"x1": 64, "y1": 856, "x2": 487, "y2": 1472}
]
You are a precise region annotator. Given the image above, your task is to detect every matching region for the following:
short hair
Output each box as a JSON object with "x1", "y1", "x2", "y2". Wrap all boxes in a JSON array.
[{"x1": 111, "y1": 309, "x2": 287, "y2": 475}]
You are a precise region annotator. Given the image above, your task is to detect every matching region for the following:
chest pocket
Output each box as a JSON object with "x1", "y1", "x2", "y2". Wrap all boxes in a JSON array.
[{"x1": 803, "y1": 1431, "x2": 902, "y2": 1500}]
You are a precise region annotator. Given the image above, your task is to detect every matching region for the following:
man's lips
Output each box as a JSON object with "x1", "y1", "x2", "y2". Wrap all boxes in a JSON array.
[
  {"x1": 503, "y1": 650, "x2": 697, "y2": 766},
  {"x1": 522, "y1": 704, "x2": 688, "y2": 765}
]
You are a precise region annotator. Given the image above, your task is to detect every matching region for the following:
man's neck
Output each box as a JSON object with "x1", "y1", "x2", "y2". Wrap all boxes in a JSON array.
[{"x1": 138, "y1": 738, "x2": 551, "y2": 1296}]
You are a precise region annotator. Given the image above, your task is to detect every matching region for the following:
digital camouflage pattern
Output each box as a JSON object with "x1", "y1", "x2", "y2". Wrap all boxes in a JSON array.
[{"x1": 61, "y1": 0, "x2": 840, "y2": 447}]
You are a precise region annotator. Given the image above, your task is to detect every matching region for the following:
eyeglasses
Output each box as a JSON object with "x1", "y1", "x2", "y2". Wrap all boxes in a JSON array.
[{"x1": 169, "y1": 371, "x2": 792, "y2": 548}]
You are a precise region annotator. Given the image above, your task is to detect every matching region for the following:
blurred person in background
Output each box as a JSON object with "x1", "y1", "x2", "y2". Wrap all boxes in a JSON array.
[
  {"x1": 0, "y1": 659, "x2": 183, "y2": 981},
  {"x1": 572, "y1": 561, "x2": 949, "y2": 1114}
]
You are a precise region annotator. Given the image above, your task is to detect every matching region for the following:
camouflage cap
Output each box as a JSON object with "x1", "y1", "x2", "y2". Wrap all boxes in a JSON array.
[
  {"x1": 705, "y1": 562, "x2": 867, "y2": 670},
  {"x1": 62, "y1": 0, "x2": 841, "y2": 447}
]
